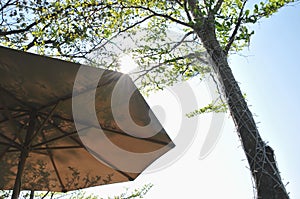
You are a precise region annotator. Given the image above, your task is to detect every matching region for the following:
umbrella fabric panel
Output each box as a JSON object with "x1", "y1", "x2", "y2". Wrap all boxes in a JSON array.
[{"x1": 0, "y1": 46, "x2": 175, "y2": 193}]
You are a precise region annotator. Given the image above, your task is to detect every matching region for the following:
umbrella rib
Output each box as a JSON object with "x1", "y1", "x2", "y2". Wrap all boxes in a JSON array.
[
  {"x1": 7, "y1": 146, "x2": 83, "y2": 152},
  {"x1": 0, "y1": 133, "x2": 22, "y2": 150},
  {"x1": 0, "y1": 95, "x2": 28, "y2": 144},
  {"x1": 85, "y1": 145, "x2": 135, "y2": 181},
  {"x1": 43, "y1": 121, "x2": 88, "y2": 149},
  {"x1": 49, "y1": 123, "x2": 135, "y2": 181},
  {"x1": 36, "y1": 86, "x2": 98, "y2": 112},
  {"x1": 40, "y1": 113, "x2": 73, "y2": 123},
  {"x1": 0, "y1": 108, "x2": 29, "y2": 112},
  {"x1": 40, "y1": 130, "x2": 66, "y2": 192},
  {"x1": 30, "y1": 150, "x2": 48, "y2": 155},
  {"x1": 50, "y1": 123, "x2": 135, "y2": 181},
  {"x1": 0, "y1": 135, "x2": 18, "y2": 162},
  {"x1": 32, "y1": 146, "x2": 83, "y2": 150},
  {"x1": 101, "y1": 127, "x2": 171, "y2": 146},
  {"x1": 0, "y1": 118, "x2": 27, "y2": 145},
  {"x1": 48, "y1": 154, "x2": 64, "y2": 190},
  {"x1": 36, "y1": 72, "x2": 121, "y2": 111},
  {"x1": 0, "y1": 146, "x2": 11, "y2": 161},
  {"x1": 0, "y1": 86, "x2": 34, "y2": 109},
  {"x1": 40, "y1": 116, "x2": 135, "y2": 181},
  {"x1": 31, "y1": 130, "x2": 78, "y2": 148},
  {"x1": 0, "y1": 112, "x2": 28, "y2": 124},
  {"x1": 0, "y1": 141, "x2": 19, "y2": 148},
  {"x1": 29, "y1": 101, "x2": 61, "y2": 145},
  {"x1": 32, "y1": 115, "x2": 91, "y2": 148},
  {"x1": 46, "y1": 114, "x2": 170, "y2": 146}
]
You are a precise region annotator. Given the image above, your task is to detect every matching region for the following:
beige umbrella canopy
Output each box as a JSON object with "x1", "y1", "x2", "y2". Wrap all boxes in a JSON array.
[{"x1": 0, "y1": 46, "x2": 175, "y2": 199}]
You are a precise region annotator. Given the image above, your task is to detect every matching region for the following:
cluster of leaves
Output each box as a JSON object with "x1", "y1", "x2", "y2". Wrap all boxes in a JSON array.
[
  {"x1": 0, "y1": 184, "x2": 152, "y2": 199},
  {"x1": 186, "y1": 100, "x2": 228, "y2": 117},
  {"x1": 107, "y1": 184, "x2": 153, "y2": 199},
  {"x1": 128, "y1": 24, "x2": 210, "y2": 93},
  {"x1": 1, "y1": 0, "x2": 296, "y2": 58},
  {"x1": 1, "y1": 0, "x2": 130, "y2": 60},
  {"x1": 216, "y1": 0, "x2": 295, "y2": 52},
  {"x1": 1, "y1": 0, "x2": 295, "y2": 66},
  {"x1": 80, "y1": 0, "x2": 294, "y2": 95},
  {"x1": 86, "y1": 20, "x2": 211, "y2": 93},
  {"x1": 0, "y1": 190, "x2": 10, "y2": 199}
]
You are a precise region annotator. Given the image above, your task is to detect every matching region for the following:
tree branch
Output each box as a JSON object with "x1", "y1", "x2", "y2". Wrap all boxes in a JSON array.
[
  {"x1": 119, "y1": 14, "x2": 155, "y2": 33},
  {"x1": 174, "y1": 0, "x2": 184, "y2": 7},
  {"x1": 213, "y1": 0, "x2": 224, "y2": 13},
  {"x1": 187, "y1": 0, "x2": 205, "y2": 20},
  {"x1": 25, "y1": 22, "x2": 52, "y2": 50},
  {"x1": 224, "y1": 0, "x2": 247, "y2": 53},
  {"x1": 183, "y1": 0, "x2": 193, "y2": 22},
  {"x1": 26, "y1": 39, "x2": 57, "y2": 50},
  {"x1": 0, "y1": 0, "x2": 16, "y2": 12},
  {"x1": 0, "y1": 20, "x2": 38, "y2": 36},
  {"x1": 0, "y1": 1, "x2": 114, "y2": 36},
  {"x1": 40, "y1": 191, "x2": 50, "y2": 199},
  {"x1": 132, "y1": 52, "x2": 208, "y2": 82},
  {"x1": 123, "y1": 5, "x2": 192, "y2": 28},
  {"x1": 91, "y1": 14, "x2": 156, "y2": 54},
  {"x1": 169, "y1": 31, "x2": 195, "y2": 52}
]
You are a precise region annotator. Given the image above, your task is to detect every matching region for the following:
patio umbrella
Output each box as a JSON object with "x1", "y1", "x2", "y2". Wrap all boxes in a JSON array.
[{"x1": 0, "y1": 46, "x2": 175, "y2": 199}]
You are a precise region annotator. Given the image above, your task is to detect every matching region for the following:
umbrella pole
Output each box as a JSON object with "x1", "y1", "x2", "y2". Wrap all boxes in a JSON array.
[
  {"x1": 29, "y1": 190, "x2": 35, "y2": 199},
  {"x1": 11, "y1": 111, "x2": 37, "y2": 199}
]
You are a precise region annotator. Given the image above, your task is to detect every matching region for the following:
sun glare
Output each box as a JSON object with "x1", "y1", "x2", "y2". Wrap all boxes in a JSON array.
[{"x1": 119, "y1": 54, "x2": 138, "y2": 74}]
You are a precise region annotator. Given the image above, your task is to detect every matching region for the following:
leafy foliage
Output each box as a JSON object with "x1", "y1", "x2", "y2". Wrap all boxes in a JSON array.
[
  {"x1": 1, "y1": 0, "x2": 295, "y2": 80},
  {"x1": 1, "y1": 0, "x2": 125, "y2": 60},
  {"x1": 1, "y1": 0, "x2": 295, "y2": 57},
  {"x1": 186, "y1": 101, "x2": 228, "y2": 117},
  {"x1": 0, "y1": 184, "x2": 152, "y2": 199},
  {"x1": 1, "y1": 0, "x2": 295, "y2": 90}
]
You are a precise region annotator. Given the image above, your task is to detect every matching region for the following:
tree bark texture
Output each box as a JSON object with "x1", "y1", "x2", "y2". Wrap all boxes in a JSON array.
[{"x1": 194, "y1": 17, "x2": 289, "y2": 199}]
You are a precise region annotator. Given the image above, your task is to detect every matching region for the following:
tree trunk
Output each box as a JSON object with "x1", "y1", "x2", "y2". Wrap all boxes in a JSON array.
[{"x1": 194, "y1": 17, "x2": 289, "y2": 199}]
